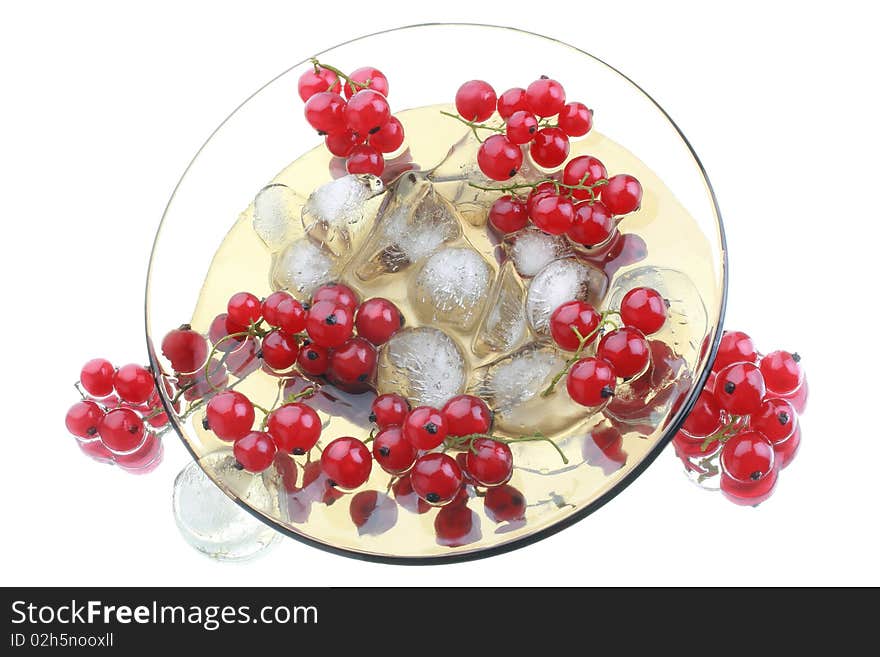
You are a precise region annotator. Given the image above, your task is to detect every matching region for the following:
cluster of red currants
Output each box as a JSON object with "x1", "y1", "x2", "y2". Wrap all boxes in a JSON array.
[
  {"x1": 674, "y1": 330, "x2": 807, "y2": 505},
  {"x1": 298, "y1": 60, "x2": 404, "y2": 177},
  {"x1": 188, "y1": 283, "x2": 406, "y2": 473},
  {"x1": 488, "y1": 156, "x2": 642, "y2": 249},
  {"x1": 321, "y1": 391, "x2": 543, "y2": 511},
  {"x1": 545, "y1": 286, "x2": 668, "y2": 406},
  {"x1": 64, "y1": 359, "x2": 166, "y2": 473},
  {"x1": 454, "y1": 77, "x2": 593, "y2": 178}
]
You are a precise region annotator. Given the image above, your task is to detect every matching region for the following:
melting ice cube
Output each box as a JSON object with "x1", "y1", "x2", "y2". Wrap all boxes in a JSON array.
[
  {"x1": 508, "y1": 227, "x2": 572, "y2": 278},
  {"x1": 301, "y1": 174, "x2": 384, "y2": 259},
  {"x1": 271, "y1": 237, "x2": 339, "y2": 299},
  {"x1": 252, "y1": 184, "x2": 304, "y2": 252},
  {"x1": 376, "y1": 327, "x2": 467, "y2": 408},
  {"x1": 525, "y1": 258, "x2": 608, "y2": 335},
  {"x1": 410, "y1": 246, "x2": 492, "y2": 332},
  {"x1": 472, "y1": 260, "x2": 527, "y2": 357}
]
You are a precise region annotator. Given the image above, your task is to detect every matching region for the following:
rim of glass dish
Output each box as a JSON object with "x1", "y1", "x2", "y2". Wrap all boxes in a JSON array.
[{"x1": 145, "y1": 22, "x2": 729, "y2": 565}]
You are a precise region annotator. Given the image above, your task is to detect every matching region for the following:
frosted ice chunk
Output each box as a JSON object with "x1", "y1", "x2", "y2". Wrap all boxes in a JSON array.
[
  {"x1": 473, "y1": 260, "x2": 527, "y2": 357},
  {"x1": 525, "y1": 258, "x2": 607, "y2": 335},
  {"x1": 302, "y1": 174, "x2": 384, "y2": 259},
  {"x1": 252, "y1": 184, "x2": 304, "y2": 252},
  {"x1": 352, "y1": 173, "x2": 461, "y2": 281},
  {"x1": 376, "y1": 327, "x2": 467, "y2": 407},
  {"x1": 508, "y1": 227, "x2": 571, "y2": 278},
  {"x1": 410, "y1": 247, "x2": 492, "y2": 331},
  {"x1": 271, "y1": 237, "x2": 339, "y2": 299},
  {"x1": 172, "y1": 453, "x2": 280, "y2": 561}
]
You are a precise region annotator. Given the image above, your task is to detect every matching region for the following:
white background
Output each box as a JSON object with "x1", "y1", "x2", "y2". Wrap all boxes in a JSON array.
[{"x1": 1, "y1": 1, "x2": 877, "y2": 586}]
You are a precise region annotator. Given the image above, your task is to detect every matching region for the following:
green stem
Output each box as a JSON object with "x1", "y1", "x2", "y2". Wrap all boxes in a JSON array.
[
  {"x1": 444, "y1": 432, "x2": 569, "y2": 465},
  {"x1": 310, "y1": 58, "x2": 371, "y2": 96},
  {"x1": 468, "y1": 176, "x2": 609, "y2": 199},
  {"x1": 541, "y1": 311, "x2": 620, "y2": 397}
]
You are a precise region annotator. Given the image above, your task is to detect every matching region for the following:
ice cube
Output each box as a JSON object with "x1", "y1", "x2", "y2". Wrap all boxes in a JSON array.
[
  {"x1": 376, "y1": 327, "x2": 467, "y2": 407},
  {"x1": 470, "y1": 342, "x2": 587, "y2": 435},
  {"x1": 508, "y1": 227, "x2": 571, "y2": 278},
  {"x1": 302, "y1": 174, "x2": 384, "y2": 259},
  {"x1": 410, "y1": 246, "x2": 492, "y2": 332},
  {"x1": 252, "y1": 183, "x2": 304, "y2": 252},
  {"x1": 271, "y1": 237, "x2": 339, "y2": 299},
  {"x1": 472, "y1": 260, "x2": 527, "y2": 357},
  {"x1": 525, "y1": 258, "x2": 608, "y2": 335},
  {"x1": 172, "y1": 452, "x2": 280, "y2": 561},
  {"x1": 352, "y1": 173, "x2": 461, "y2": 281}
]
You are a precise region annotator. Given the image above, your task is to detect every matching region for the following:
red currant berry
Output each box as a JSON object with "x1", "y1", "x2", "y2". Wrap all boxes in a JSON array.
[
  {"x1": 261, "y1": 330, "x2": 300, "y2": 371},
  {"x1": 227, "y1": 291, "x2": 261, "y2": 326},
  {"x1": 370, "y1": 393, "x2": 410, "y2": 429},
  {"x1": 549, "y1": 300, "x2": 601, "y2": 351},
  {"x1": 781, "y1": 376, "x2": 808, "y2": 414},
  {"x1": 304, "y1": 91, "x2": 347, "y2": 135},
  {"x1": 505, "y1": 110, "x2": 539, "y2": 144},
  {"x1": 568, "y1": 201, "x2": 614, "y2": 247},
  {"x1": 751, "y1": 398, "x2": 796, "y2": 443},
  {"x1": 563, "y1": 156, "x2": 608, "y2": 200},
  {"x1": 716, "y1": 362, "x2": 766, "y2": 415},
  {"x1": 529, "y1": 127, "x2": 570, "y2": 169},
  {"x1": 773, "y1": 421, "x2": 801, "y2": 468},
  {"x1": 305, "y1": 300, "x2": 355, "y2": 348},
  {"x1": 484, "y1": 484, "x2": 526, "y2": 522},
  {"x1": 600, "y1": 174, "x2": 643, "y2": 215},
  {"x1": 525, "y1": 77, "x2": 566, "y2": 117},
  {"x1": 161, "y1": 325, "x2": 208, "y2": 374},
  {"x1": 411, "y1": 453, "x2": 463, "y2": 505},
  {"x1": 267, "y1": 402, "x2": 321, "y2": 454},
  {"x1": 261, "y1": 291, "x2": 304, "y2": 332},
  {"x1": 760, "y1": 350, "x2": 804, "y2": 396},
  {"x1": 327, "y1": 336, "x2": 377, "y2": 391},
  {"x1": 80, "y1": 358, "x2": 115, "y2": 398},
  {"x1": 720, "y1": 467, "x2": 778, "y2": 506},
  {"x1": 355, "y1": 297, "x2": 403, "y2": 345},
  {"x1": 403, "y1": 406, "x2": 448, "y2": 450},
  {"x1": 65, "y1": 400, "x2": 104, "y2": 438},
  {"x1": 557, "y1": 102, "x2": 593, "y2": 137},
  {"x1": 466, "y1": 438, "x2": 513, "y2": 487},
  {"x1": 298, "y1": 67, "x2": 340, "y2": 101},
  {"x1": 345, "y1": 89, "x2": 390, "y2": 135},
  {"x1": 325, "y1": 129, "x2": 364, "y2": 158},
  {"x1": 441, "y1": 394, "x2": 492, "y2": 437},
  {"x1": 681, "y1": 389, "x2": 722, "y2": 437},
  {"x1": 477, "y1": 134, "x2": 523, "y2": 181},
  {"x1": 346, "y1": 144, "x2": 384, "y2": 176},
  {"x1": 368, "y1": 116, "x2": 404, "y2": 153},
  {"x1": 434, "y1": 502, "x2": 476, "y2": 546},
  {"x1": 343, "y1": 66, "x2": 389, "y2": 99},
  {"x1": 205, "y1": 390, "x2": 255, "y2": 441},
  {"x1": 297, "y1": 341, "x2": 330, "y2": 376},
  {"x1": 713, "y1": 330, "x2": 758, "y2": 372},
  {"x1": 233, "y1": 431, "x2": 277, "y2": 473},
  {"x1": 312, "y1": 283, "x2": 359, "y2": 311},
  {"x1": 372, "y1": 426, "x2": 418, "y2": 475},
  {"x1": 620, "y1": 287, "x2": 667, "y2": 335},
  {"x1": 496, "y1": 87, "x2": 528, "y2": 119},
  {"x1": 566, "y1": 357, "x2": 616, "y2": 407},
  {"x1": 530, "y1": 192, "x2": 574, "y2": 235},
  {"x1": 321, "y1": 436, "x2": 372, "y2": 489},
  {"x1": 113, "y1": 364, "x2": 154, "y2": 404},
  {"x1": 488, "y1": 195, "x2": 528, "y2": 234},
  {"x1": 673, "y1": 429, "x2": 720, "y2": 459},
  {"x1": 597, "y1": 327, "x2": 651, "y2": 378},
  {"x1": 209, "y1": 313, "x2": 246, "y2": 351},
  {"x1": 98, "y1": 407, "x2": 145, "y2": 453},
  {"x1": 455, "y1": 80, "x2": 497, "y2": 122},
  {"x1": 720, "y1": 430, "x2": 776, "y2": 484}
]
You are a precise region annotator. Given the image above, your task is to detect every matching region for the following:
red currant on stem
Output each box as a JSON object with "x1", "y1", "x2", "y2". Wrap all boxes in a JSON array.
[
  {"x1": 65, "y1": 400, "x2": 104, "y2": 438},
  {"x1": 529, "y1": 127, "x2": 570, "y2": 169},
  {"x1": 312, "y1": 283, "x2": 359, "y2": 311},
  {"x1": 327, "y1": 337, "x2": 377, "y2": 391},
  {"x1": 260, "y1": 330, "x2": 300, "y2": 371},
  {"x1": 477, "y1": 135, "x2": 523, "y2": 181},
  {"x1": 550, "y1": 301, "x2": 601, "y2": 351},
  {"x1": 719, "y1": 431, "x2": 778, "y2": 506},
  {"x1": 345, "y1": 90, "x2": 391, "y2": 135},
  {"x1": 760, "y1": 350, "x2": 804, "y2": 395},
  {"x1": 600, "y1": 174, "x2": 643, "y2": 215},
  {"x1": 563, "y1": 156, "x2": 608, "y2": 201},
  {"x1": 113, "y1": 364, "x2": 155, "y2": 404},
  {"x1": 526, "y1": 77, "x2": 566, "y2": 117},
  {"x1": 305, "y1": 300, "x2": 354, "y2": 348},
  {"x1": 267, "y1": 402, "x2": 321, "y2": 455},
  {"x1": 558, "y1": 102, "x2": 593, "y2": 137},
  {"x1": 321, "y1": 436, "x2": 372, "y2": 489},
  {"x1": 620, "y1": 287, "x2": 667, "y2": 335},
  {"x1": 566, "y1": 357, "x2": 617, "y2": 407},
  {"x1": 488, "y1": 195, "x2": 529, "y2": 234},
  {"x1": 161, "y1": 325, "x2": 208, "y2": 374},
  {"x1": 370, "y1": 393, "x2": 409, "y2": 429},
  {"x1": 441, "y1": 394, "x2": 493, "y2": 437},
  {"x1": 496, "y1": 87, "x2": 528, "y2": 119},
  {"x1": 304, "y1": 92, "x2": 347, "y2": 135},
  {"x1": 98, "y1": 407, "x2": 145, "y2": 453},
  {"x1": 716, "y1": 362, "x2": 766, "y2": 415},
  {"x1": 530, "y1": 192, "x2": 574, "y2": 235},
  {"x1": 80, "y1": 358, "x2": 115, "y2": 398},
  {"x1": 206, "y1": 390, "x2": 255, "y2": 441},
  {"x1": 751, "y1": 398, "x2": 796, "y2": 443},
  {"x1": 411, "y1": 453, "x2": 463, "y2": 505},
  {"x1": 297, "y1": 341, "x2": 330, "y2": 376},
  {"x1": 403, "y1": 406, "x2": 447, "y2": 450},
  {"x1": 506, "y1": 110, "x2": 539, "y2": 144},
  {"x1": 568, "y1": 201, "x2": 614, "y2": 248},
  {"x1": 355, "y1": 297, "x2": 403, "y2": 346},
  {"x1": 597, "y1": 326, "x2": 651, "y2": 379},
  {"x1": 346, "y1": 144, "x2": 384, "y2": 176},
  {"x1": 681, "y1": 389, "x2": 723, "y2": 437},
  {"x1": 298, "y1": 66, "x2": 341, "y2": 101},
  {"x1": 227, "y1": 291, "x2": 262, "y2": 327},
  {"x1": 264, "y1": 291, "x2": 308, "y2": 334},
  {"x1": 368, "y1": 116, "x2": 405, "y2": 154},
  {"x1": 233, "y1": 431, "x2": 277, "y2": 473},
  {"x1": 325, "y1": 130, "x2": 363, "y2": 158},
  {"x1": 343, "y1": 66, "x2": 389, "y2": 99},
  {"x1": 713, "y1": 330, "x2": 758, "y2": 372},
  {"x1": 466, "y1": 438, "x2": 513, "y2": 487},
  {"x1": 455, "y1": 80, "x2": 497, "y2": 122},
  {"x1": 372, "y1": 426, "x2": 418, "y2": 475}
]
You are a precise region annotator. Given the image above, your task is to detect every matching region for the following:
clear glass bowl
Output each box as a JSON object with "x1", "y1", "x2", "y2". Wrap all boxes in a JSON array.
[{"x1": 146, "y1": 23, "x2": 727, "y2": 563}]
